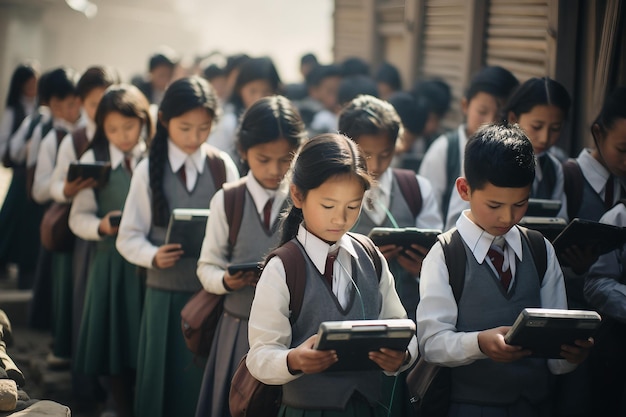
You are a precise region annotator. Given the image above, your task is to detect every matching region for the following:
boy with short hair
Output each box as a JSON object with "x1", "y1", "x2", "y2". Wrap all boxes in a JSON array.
[
  {"x1": 416, "y1": 124, "x2": 592, "y2": 416},
  {"x1": 339, "y1": 94, "x2": 442, "y2": 320},
  {"x1": 306, "y1": 64, "x2": 342, "y2": 135},
  {"x1": 419, "y1": 66, "x2": 519, "y2": 230}
]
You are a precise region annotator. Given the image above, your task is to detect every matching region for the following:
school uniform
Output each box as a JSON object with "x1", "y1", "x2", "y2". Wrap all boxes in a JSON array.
[
  {"x1": 247, "y1": 225, "x2": 418, "y2": 416},
  {"x1": 207, "y1": 108, "x2": 241, "y2": 172},
  {"x1": 417, "y1": 211, "x2": 577, "y2": 416},
  {"x1": 309, "y1": 108, "x2": 338, "y2": 135},
  {"x1": 418, "y1": 125, "x2": 468, "y2": 231},
  {"x1": 70, "y1": 140, "x2": 145, "y2": 375},
  {"x1": 0, "y1": 99, "x2": 39, "y2": 288},
  {"x1": 195, "y1": 174, "x2": 288, "y2": 417},
  {"x1": 116, "y1": 141, "x2": 239, "y2": 417},
  {"x1": 352, "y1": 167, "x2": 442, "y2": 320},
  {"x1": 9, "y1": 106, "x2": 51, "y2": 165},
  {"x1": 533, "y1": 151, "x2": 568, "y2": 220}
]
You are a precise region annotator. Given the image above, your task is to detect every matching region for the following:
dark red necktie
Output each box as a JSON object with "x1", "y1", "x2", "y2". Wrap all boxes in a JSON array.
[
  {"x1": 488, "y1": 247, "x2": 512, "y2": 291},
  {"x1": 123, "y1": 156, "x2": 133, "y2": 174},
  {"x1": 323, "y1": 252, "x2": 337, "y2": 289},
  {"x1": 178, "y1": 166, "x2": 187, "y2": 187},
  {"x1": 263, "y1": 198, "x2": 274, "y2": 231},
  {"x1": 605, "y1": 176, "x2": 614, "y2": 209}
]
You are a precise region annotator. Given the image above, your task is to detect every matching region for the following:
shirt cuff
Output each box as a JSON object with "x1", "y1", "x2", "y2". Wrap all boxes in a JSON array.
[{"x1": 462, "y1": 331, "x2": 487, "y2": 360}]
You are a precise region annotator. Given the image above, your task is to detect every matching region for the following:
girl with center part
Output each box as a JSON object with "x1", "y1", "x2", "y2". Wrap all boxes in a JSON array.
[{"x1": 247, "y1": 134, "x2": 417, "y2": 416}]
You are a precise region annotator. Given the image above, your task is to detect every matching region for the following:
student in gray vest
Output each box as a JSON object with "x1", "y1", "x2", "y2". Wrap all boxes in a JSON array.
[
  {"x1": 419, "y1": 66, "x2": 519, "y2": 230},
  {"x1": 195, "y1": 96, "x2": 306, "y2": 417},
  {"x1": 247, "y1": 134, "x2": 417, "y2": 416},
  {"x1": 416, "y1": 124, "x2": 592, "y2": 417},
  {"x1": 116, "y1": 76, "x2": 239, "y2": 417},
  {"x1": 339, "y1": 95, "x2": 442, "y2": 320}
]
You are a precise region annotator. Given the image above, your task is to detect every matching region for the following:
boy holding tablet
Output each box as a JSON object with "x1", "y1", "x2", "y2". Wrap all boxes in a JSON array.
[{"x1": 416, "y1": 124, "x2": 592, "y2": 416}]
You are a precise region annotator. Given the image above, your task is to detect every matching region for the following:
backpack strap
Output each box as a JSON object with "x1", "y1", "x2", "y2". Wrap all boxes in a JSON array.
[
  {"x1": 437, "y1": 229, "x2": 466, "y2": 303},
  {"x1": 223, "y1": 178, "x2": 247, "y2": 252},
  {"x1": 442, "y1": 130, "x2": 461, "y2": 222},
  {"x1": 517, "y1": 226, "x2": 548, "y2": 284},
  {"x1": 267, "y1": 234, "x2": 384, "y2": 325},
  {"x1": 347, "y1": 232, "x2": 382, "y2": 280},
  {"x1": 40, "y1": 118, "x2": 54, "y2": 140},
  {"x1": 204, "y1": 145, "x2": 227, "y2": 190},
  {"x1": 438, "y1": 227, "x2": 548, "y2": 305},
  {"x1": 71, "y1": 127, "x2": 90, "y2": 159},
  {"x1": 562, "y1": 158, "x2": 584, "y2": 220},
  {"x1": 266, "y1": 241, "x2": 307, "y2": 324},
  {"x1": 393, "y1": 168, "x2": 423, "y2": 219}
]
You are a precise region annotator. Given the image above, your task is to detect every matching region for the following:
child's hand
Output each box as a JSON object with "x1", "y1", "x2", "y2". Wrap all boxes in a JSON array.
[
  {"x1": 63, "y1": 177, "x2": 98, "y2": 198},
  {"x1": 478, "y1": 326, "x2": 531, "y2": 362},
  {"x1": 560, "y1": 338, "x2": 594, "y2": 364},
  {"x1": 223, "y1": 270, "x2": 259, "y2": 291},
  {"x1": 152, "y1": 243, "x2": 183, "y2": 269},
  {"x1": 378, "y1": 244, "x2": 402, "y2": 261},
  {"x1": 287, "y1": 335, "x2": 338, "y2": 374},
  {"x1": 369, "y1": 348, "x2": 408, "y2": 372},
  {"x1": 560, "y1": 245, "x2": 599, "y2": 275},
  {"x1": 98, "y1": 210, "x2": 122, "y2": 236},
  {"x1": 397, "y1": 244, "x2": 428, "y2": 276}
]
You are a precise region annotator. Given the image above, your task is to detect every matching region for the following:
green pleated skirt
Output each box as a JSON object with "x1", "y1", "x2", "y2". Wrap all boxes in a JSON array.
[
  {"x1": 51, "y1": 251, "x2": 73, "y2": 359},
  {"x1": 278, "y1": 395, "x2": 387, "y2": 417},
  {"x1": 74, "y1": 244, "x2": 145, "y2": 375},
  {"x1": 134, "y1": 287, "x2": 204, "y2": 417}
]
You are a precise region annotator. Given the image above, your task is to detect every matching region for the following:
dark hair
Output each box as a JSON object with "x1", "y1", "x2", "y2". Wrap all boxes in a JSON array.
[
  {"x1": 279, "y1": 133, "x2": 373, "y2": 245},
  {"x1": 6, "y1": 64, "x2": 38, "y2": 108},
  {"x1": 305, "y1": 64, "x2": 342, "y2": 89},
  {"x1": 237, "y1": 95, "x2": 306, "y2": 156},
  {"x1": 203, "y1": 64, "x2": 225, "y2": 81},
  {"x1": 340, "y1": 57, "x2": 370, "y2": 77},
  {"x1": 76, "y1": 66, "x2": 120, "y2": 100},
  {"x1": 46, "y1": 67, "x2": 79, "y2": 100},
  {"x1": 148, "y1": 48, "x2": 179, "y2": 72},
  {"x1": 337, "y1": 75, "x2": 378, "y2": 107},
  {"x1": 338, "y1": 95, "x2": 400, "y2": 146},
  {"x1": 149, "y1": 76, "x2": 220, "y2": 226},
  {"x1": 36, "y1": 71, "x2": 52, "y2": 105},
  {"x1": 504, "y1": 77, "x2": 571, "y2": 120},
  {"x1": 90, "y1": 84, "x2": 153, "y2": 161},
  {"x1": 224, "y1": 54, "x2": 250, "y2": 76},
  {"x1": 229, "y1": 57, "x2": 282, "y2": 113},
  {"x1": 300, "y1": 53, "x2": 318, "y2": 67},
  {"x1": 388, "y1": 92, "x2": 428, "y2": 135},
  {"x1": 593, "y1": 86, "x2": 626, "y2": 133},
  {"x1": 411, "y1": 78, "x2": 452, "y2": 118},
  {"x1": 375, "y1": 62, "x2": 402, "y2": 92},
  {"x1": 464, "y1": 123, "x2": 535, "y2": 190},
  {"x1": 465, "y1": 66, "x2": 519, "y2": 103}
]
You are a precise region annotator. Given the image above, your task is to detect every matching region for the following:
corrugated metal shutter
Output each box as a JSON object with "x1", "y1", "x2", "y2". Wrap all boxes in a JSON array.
[
  {"x1": 485, "y1": 0, "x2": 551, "y2": 82},
  {"x1": 334, "y1": 0, "x2": 370, "y2": 62},
  {"x1": 418, "y1": 0, "x2": 467, "y2": 126}
]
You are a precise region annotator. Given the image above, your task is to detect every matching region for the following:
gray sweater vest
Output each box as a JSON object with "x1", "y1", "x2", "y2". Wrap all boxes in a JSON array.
[
  {"x1": 452, "y1": 237, "x2": 550, "y2": 405},
  {"x1": 576, "y1": 178, "x2": 606, "y2": 221},
  {"x1": 147, "y1": 160, "x2": 218, "y2": 292},
  {"x1": 352, "y1": 176, "x2": 418, "y2": 319},
  {"x1": 282, "y1": 240, "x2": 383, "y2": 410},
  {"x1": 223, "y1": 191, "x2": 284, "y2": 319}
]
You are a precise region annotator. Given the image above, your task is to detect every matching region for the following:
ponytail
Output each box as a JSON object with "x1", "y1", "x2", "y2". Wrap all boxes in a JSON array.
[
  {"x1": 278, "y1": 205, "x2": 304, "y2": 247},
  {"x1": 149, "y1": 122, "x2": 170, "y2": 227}
]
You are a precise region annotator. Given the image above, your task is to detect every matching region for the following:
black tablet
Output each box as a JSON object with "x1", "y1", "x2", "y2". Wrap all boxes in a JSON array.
[
  {"x1": 551, "y1": 218, "x2": 626, "y2": 263},
  {"x1": 227, "y1": 262, "x2": 262, "y2": 276},
  {"x1": 164, "y1": 208, "x2": 210, "y2": 259},
  {"x1": 67, "y1": 161, "x2": 112, "y2": 187},
  {"x1": 518, "y1": 217, "x2": 567, "y2": 242},
  {"x1": 368, "y1": 227, "x2": 442, "y2": 251},
  {"x1": 314, "y1": 319, "x2": 415, "y2": 372},
  {"x1": 525, "y1": 198, "x2": 562, "y2": 218},
  {"x1": 108, "y1": 213, "x2": 122, "y2": 227},
  {"x1": 504, "y1": 308, "x2": 601, "y2": 358}
]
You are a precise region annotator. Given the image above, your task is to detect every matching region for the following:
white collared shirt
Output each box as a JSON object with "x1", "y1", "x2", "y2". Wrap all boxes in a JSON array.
[
  {"x1": 168, "y1": 140, "x2": 207, "y2": 191},
  {"x1": 115, "y1": 142, "x2": 239, "y2": 269},
  {"x1": 416, "y1": 210, "x2": 576, "y2": 374},
  {"x1": 246, "y1": 224, "x2": 417, "y2": 385},
  {"x1": 69, "y1": 141, "x2": 146, "y2": 241},
  {"x1": 576, "y1": 148, "x2": 622, "y2": 205},
  {"x1": 197, "y1": 173, "x2": 288, "y2": 294},
  {"x1": 9, "y1": 107, "x2": 51, "y2": 164}
]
